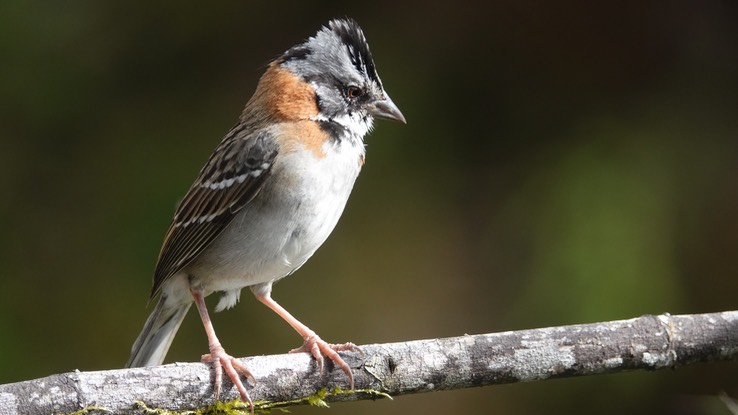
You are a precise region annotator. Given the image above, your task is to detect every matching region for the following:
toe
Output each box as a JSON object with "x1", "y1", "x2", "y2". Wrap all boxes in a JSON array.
[
  {"x1": 291, "y1": 335, "x2": 358, "y2": 389},
  {"x1": 202, "y1": 349, "x2": 254, "y2": 411},
  {"x1": 231, "y1": 358, "x2": 257, "y2": 385}
]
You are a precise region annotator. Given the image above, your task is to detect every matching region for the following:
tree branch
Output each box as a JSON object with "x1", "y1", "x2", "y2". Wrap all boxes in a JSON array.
[{"x1": 2, "y1": 311, "x2": 737, "y2": 415}]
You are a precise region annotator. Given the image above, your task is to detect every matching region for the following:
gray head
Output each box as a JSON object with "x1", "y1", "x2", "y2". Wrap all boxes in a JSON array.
[{"x1": 278, "y1": 18, "x2": 405, "y2": 135}]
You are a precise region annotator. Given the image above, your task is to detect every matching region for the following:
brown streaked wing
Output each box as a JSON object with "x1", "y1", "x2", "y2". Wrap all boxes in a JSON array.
[{"x1": 150, "y1": 129, "x2": 279, "y2": 297}]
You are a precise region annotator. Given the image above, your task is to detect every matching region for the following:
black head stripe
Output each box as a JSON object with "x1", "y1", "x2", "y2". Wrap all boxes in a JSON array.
[
  {"x1": 328, "y1": 18, "x2": 381, "y2": 86},
  {"x1": 280, "y1": 45, "x2": 311, "y2": 63}
]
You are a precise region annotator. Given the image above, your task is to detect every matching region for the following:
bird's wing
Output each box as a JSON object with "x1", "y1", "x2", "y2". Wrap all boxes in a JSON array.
[{"x1": 151, "y1": 126, "x2": 279, "y2": 297}]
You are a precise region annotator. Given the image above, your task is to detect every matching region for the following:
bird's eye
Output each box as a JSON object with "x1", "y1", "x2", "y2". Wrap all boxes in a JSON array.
[{"x1": 346, "y1": 86, "x2": 363, "y2": 99}]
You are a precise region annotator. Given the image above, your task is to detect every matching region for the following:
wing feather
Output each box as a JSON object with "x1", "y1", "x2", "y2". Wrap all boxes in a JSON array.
[{"x1": 150, "y1": 127, "x2": 279, "y2": 297}]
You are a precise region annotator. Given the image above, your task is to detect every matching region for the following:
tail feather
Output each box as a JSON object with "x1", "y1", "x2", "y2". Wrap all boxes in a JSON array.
[{"x1": 126, "y1": 296, "x2": 191, "y2": 368}]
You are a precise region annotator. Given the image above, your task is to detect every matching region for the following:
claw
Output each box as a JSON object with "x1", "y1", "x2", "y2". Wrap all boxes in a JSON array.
[
  {"x1": 202, "y1": 344, "x2": 255, "y2": 412},
  {"x1": 290, "y1": 333, "x2": 360, "y2": 389},
  {"x1": 192, "y1": 290, "x2": 256, "y2": 412},
  {"x1": 254, "y1": 293, "x2": 363, "y2": 390}
]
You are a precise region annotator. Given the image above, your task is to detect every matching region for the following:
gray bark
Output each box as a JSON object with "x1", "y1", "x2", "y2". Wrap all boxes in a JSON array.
[{"x1": 1, "y1": 311, "x2": 737, "y2": 414}]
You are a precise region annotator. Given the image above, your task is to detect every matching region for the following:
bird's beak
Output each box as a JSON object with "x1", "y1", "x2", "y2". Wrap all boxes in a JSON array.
[{"x1": 369, "y1": 93, "x2": 406, "y2": 124}]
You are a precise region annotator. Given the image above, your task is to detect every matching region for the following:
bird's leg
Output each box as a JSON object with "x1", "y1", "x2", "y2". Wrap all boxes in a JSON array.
[
  {"x1": 254, "y1": 292, "x2": 360, "y2": 388},
  {"x1": 192, "y1": 289, "x2": 255, "y2": 411}
]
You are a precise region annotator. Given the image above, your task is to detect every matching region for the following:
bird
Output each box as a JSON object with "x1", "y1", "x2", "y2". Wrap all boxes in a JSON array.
[{"x1": 125, "y1": 17, "x2": 405, "y2": 409}]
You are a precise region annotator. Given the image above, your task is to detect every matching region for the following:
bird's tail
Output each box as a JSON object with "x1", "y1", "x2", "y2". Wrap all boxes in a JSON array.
[{"x1": 125, "y1": 295, "x2": 191, "y2": 368}]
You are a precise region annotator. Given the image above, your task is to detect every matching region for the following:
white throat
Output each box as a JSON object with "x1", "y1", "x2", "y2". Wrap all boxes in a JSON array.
[{"x1": 311, "y1": 112, "x2": 374, "y2": 140}]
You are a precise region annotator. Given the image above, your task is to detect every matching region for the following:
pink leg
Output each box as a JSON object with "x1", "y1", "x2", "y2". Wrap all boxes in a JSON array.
[
  {"x1": 255, "y1": 292, "x2": 360, "y2": 388},
  {"x1": 192, "y1": 289, "x2": 255, "y2": 411}
]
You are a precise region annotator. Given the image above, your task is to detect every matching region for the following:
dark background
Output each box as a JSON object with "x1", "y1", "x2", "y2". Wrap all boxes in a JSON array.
[{"x1": 1, "y1": 1, "x2": 737, "y2": 414}]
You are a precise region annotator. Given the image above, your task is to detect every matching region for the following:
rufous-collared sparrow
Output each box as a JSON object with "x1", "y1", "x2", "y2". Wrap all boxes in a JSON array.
[{"x1": 125, "y1": 18, "x2": 405, "y2": 409}]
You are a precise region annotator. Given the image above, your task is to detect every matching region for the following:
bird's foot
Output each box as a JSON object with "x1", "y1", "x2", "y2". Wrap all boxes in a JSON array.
[
  {"x1": 202, "y1": 344, "x2": 256, "y2": 412},
  {"x1": 289, "y1": 332, "x2": 361, "y2": 389}
]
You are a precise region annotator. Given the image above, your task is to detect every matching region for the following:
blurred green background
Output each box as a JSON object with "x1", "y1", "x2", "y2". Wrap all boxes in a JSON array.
[{"x1": 1, "y1": 1, "x2": 737, "y2": 414}]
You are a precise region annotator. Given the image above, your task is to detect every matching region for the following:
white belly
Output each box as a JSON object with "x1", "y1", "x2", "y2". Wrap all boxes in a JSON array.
[{"x1": 180, "y1": 135, "x2": 364, "y2": 300}]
